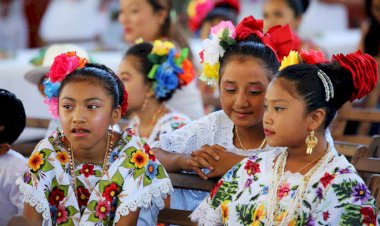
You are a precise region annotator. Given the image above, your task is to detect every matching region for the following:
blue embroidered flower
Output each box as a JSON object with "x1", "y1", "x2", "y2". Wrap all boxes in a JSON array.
[
  {"x1": 306, "y1": 215, "x2": 315, "y2": 226},
  {"x1": 109, "y1": 151, "x2": 119, "y2": 163},
  {"x1": 352, "y1": 183, "x2": 370, "y2": 203},
  {"x1": 338, "y1": 167, "x2": 351, "y2": 174},
  {"x1": 43, "y1": 80, "x2": 61, "y2": 99},
  {"x1": 261, "y1": 185, "x2": 268, "y2": 195},
  {"x1": 50, "y1": 205, "x2": 58, "y2": 225},
  {"x1": 145, "y1": 160, "x2": 158, "y2": 180}
]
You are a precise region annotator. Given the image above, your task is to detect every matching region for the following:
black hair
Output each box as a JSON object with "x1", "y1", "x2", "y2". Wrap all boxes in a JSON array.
[
  {"x1": 285, "y1": 0, "x2": 308, "y2": 18},
  {"x1": 125, "y1": 42, "x2": 154, "y2": 84},
  {"x1": 204, "y1": 4, "x2": 239, "y2": 26},
  {"x1": 276, "y1": 62, "x2": 354, "y2": 128},
  {"x1": 219, "y1": 35, "x2": 280, "y2": 84},
  {"x1": 124, "y1": 42, "x2": 176, "y2": 102},
  {"x1": 59, "y1": 63, "x2": 126, "y2": 109},
  {"x1": 0, "y1": 89, "x2": 26, "y2": 144},
  {"x1": 364, "y1": 0, "x2": 380, "y2": 56}
]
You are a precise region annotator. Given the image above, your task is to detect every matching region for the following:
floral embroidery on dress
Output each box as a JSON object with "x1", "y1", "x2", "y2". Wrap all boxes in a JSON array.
[{"x1": 19, "y1": 129, "x2": 172, "y2": 226}]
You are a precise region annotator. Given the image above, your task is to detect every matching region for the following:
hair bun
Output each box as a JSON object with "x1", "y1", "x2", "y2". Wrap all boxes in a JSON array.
[{"x1": 332, "y1": 50, "x2": 378, "y2": 101}]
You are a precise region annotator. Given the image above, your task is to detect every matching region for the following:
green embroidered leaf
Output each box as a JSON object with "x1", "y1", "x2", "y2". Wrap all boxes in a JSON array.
[
  {"x1": 99, "y1": 180, "x2": 112, "y2": 194},
  {"x1": 40, "y1": 148, "x2": 53, "y2": 158},
  {"x1": 75, "y1": 169, "x2": 81, "y2": 176},
  {"x1": 126, "y1": 147, "x2": 137, "y2": 157},
  {"x1": 87, "y1": 212, "x2": 100, "y2": 223},
  {"x1": 134, "y1": 168, "x2": 145, "y2": 179},
  {"x1": 87, "y1": 200, "x2": 97, "y2": 211},
  {"x1": 235, "y1": 204, "x2": 255, "y2": 225},
  {"x1": 59, "y1": 184, "x2": 70, "y2": 196},
  {"x1": 312, "y1": 182, "x2": 319, "y2": 189},
  {"x1": 58, "y1": 218, "x2": 73, "y2": 226},
  {"x1": 249, "y1": 193, "x2": 260, "y2": 202},
  {"x1": 76, "y1": 179, "x2": 85, "y2": 188},
  {"x1": 112, "y1": 170, "x2": 124, "y2": 187},
  {"x1": 156, "y1": 165, "x2": 167, "y2": 179},
  {"x1": 51, "y1": 177, "x2": 59, "y2": 188},
  {"x1": 143, "y1": 174, "x2": 152, "y2": 187},
  {"x1": 120, "y1": 158, "x2": 135, "y2": 169},
  {"x1": 41, "y1": 160, "x2": 54, "y2": 172},
  {"x1": 211, "y1": 179, "x2": 239, "y2": 208},
  {"x1": 94, "y1": 170, "x2": 102, "y2": 177},
  {"x1": 302, "y1": 200, "x2": 311, "y2": 210},
  {"x1": 67, "y1": 205, "x2": 79, "y2": 216},
  {"x1": 332, "y1": 179, "x2": 357, "y2": 202},
  {"x1": 339, "y1": 203, "x2": 362, "y2": 225}
]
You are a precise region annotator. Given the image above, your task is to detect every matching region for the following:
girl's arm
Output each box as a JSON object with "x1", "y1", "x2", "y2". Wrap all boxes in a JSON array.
[
  {"x1": 23, "y1": 204, "x2": 42, "y2": 226},
  {"x1": 115, "y1": 209, "x2": 140, "y2": 226},
  {"x1": 152, "y1": 148, "x2": 192, "y2": 172}
]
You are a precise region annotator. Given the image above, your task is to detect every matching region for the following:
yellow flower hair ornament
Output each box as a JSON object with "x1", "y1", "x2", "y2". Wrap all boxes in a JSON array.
[{"x1": 280, "y1": 49, "x2": 329, "y2": 70}]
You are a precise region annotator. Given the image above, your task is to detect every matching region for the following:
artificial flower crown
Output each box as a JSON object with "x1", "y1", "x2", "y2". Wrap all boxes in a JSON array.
[
  {"x1": 199, "y1": 15, "x2": 294, "y2": 85},
  {"x1": 43, "y1": 52, "x2": 128, "y2": 118},
  {"x1": 147, "y1": 40, "x2": 195, "y2": 100}
]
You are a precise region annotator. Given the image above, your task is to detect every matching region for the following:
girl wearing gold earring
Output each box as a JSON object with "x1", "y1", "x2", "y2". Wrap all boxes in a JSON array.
[{"x1": 191, "y1": 50, "x2": 378, "y2": 225}]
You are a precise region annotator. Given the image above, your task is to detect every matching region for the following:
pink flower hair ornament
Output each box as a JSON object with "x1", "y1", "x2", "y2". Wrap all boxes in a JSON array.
[{"x1": 43, "y1": 52, "x2": 88, "y2": 118}]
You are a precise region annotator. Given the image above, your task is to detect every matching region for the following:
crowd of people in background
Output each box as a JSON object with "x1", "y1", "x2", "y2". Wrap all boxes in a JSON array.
[{"x1": 0, "y1": 0, "x2": 380, "y2": 225}]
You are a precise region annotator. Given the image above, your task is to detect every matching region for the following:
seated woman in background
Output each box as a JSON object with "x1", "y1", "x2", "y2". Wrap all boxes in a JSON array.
[
  {"x1": 262, "y1": 0, "x2": 320, "y2": 51},
  {"x1": 118, "y1": 40, "x2": 194, "y2": 144},
  {"x1": 191, "y1": 50, "x2": 379, "y2": 225},
  {"x1": 151, "y1": 16, "x2": 294, "y2": 210}
]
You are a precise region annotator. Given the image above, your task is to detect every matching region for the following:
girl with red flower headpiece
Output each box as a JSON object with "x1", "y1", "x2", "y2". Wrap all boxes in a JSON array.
[
  {"x1": 191, "y1": 50, "x2": 378, "y2": 225},
  {"x1": 151, "y1": 15, "x2": 295, "y2": 211},
  {"x1": 19, "y1": 53, "x2": 172, "y2": 226}
]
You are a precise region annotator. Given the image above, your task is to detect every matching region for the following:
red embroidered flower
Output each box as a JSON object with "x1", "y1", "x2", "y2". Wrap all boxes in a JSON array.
[
  {"x1": 80, "y1": 164, "x2": 95, "y2": 178},
  {"x1": 235, "y1": 16, "x2": 264, "y2": 41},
  {"x1": 48, "y1": 187, "x2": 65, "y2": 206},
  {"x1": 300, "y1": 49, "x2": 329, "y2": 64},
  {"x1": 323, "y1": 211, "x2": 330, "y2": 221},
  {"x1": 210, "y1": 180, "x2": 224, "y2": 199},
  {"x1": 277, "y1": 183, "x2": 290, "y2": 200},
  {"x1": 76, "y1": 186, "x2": 90, "y2": 207},
  {"x1": 143, "y1": 143, "x2": 156, "y2": 162},
  {"x1": 320, "y1": 172, "x2": 335, "y2": 188},
  {"x1": 360, "y1": 207, "x2": 376, "y2": 225},
  {"x1": 199, "y1": 50, "x2": 205, "y2": 64},
  {"x1": 244, "y1": 160, "x2": 261, "y2": 176},
  {"x1": 102, "y1": 183, "x2": 120, "y2": 202},
  {"x1": 56, "y1": 205, "x2": 68, "y2": 224}
]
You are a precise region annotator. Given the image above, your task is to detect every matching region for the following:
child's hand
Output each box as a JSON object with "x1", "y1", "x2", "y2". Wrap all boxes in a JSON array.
[
  {"x1": 188, "y1": 144, "x2": 226, "y2": 179},
  {"x1": 205, "y1": 151, "x2": 245, "y2": 179}
]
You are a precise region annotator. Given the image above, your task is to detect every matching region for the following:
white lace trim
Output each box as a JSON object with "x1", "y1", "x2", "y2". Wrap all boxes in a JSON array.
[
  {"x1": 190, "y1": 199, "x2": 222, "y2": 226},
  {"x1": 16, "y1": 177, "x2": 51, "y2": 221},
  {"x1": 113, "y1": 180, "x2": 173, "y2": 224}
]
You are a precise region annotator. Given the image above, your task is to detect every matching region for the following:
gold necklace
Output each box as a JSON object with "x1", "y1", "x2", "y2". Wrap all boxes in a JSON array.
[
  {"x1": 296, "y1": 150, "x2": 327, "y2": 174},
  {"x1": 67, "y1": 131, "x2": 114, "y2": 195},
  {"x1": 235, "y1": 126, "x2": 266, "y2": 150}
]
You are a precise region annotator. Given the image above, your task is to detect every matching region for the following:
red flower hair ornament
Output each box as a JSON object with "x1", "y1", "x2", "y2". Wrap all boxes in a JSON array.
[
  {"x1": 235, "y1": 16, "x2": 294, "y2": 61},
  {"x1": 333, "y1": 50, "x2": 378, "y2": 101}
]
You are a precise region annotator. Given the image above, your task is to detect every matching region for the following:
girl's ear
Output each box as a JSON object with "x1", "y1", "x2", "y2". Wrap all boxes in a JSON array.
[
  {"x1": 307, "y1": 108, "x2": 326, "y2": 131},
  {"x1": 0, "y1": 143, "x2": 10, "y2": 155},
  {"x1": 111, "y1": 106, "x2": 122, "y2": 126}
]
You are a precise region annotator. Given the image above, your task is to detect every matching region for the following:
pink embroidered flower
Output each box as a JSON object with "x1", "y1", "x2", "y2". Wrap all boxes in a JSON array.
[
  {"x1": 47, "y1": 53, "x2": 80, "y2": 83},
  {"x1": 320, "y1": 173, "x2": 335, "y2": 188},
  {"x1": 56, "y1": 205, "x2": 68, "y2": 224},
  {"x1": 210, "y1": 21, "x2": 236, "y2": 38},
  {"x1": 95, "y1": 200, "x2": 111, "y2": 220},
  {"x1": 80, "y1": 164, "x2": 95, "y2": 178},
  {"x1": 277, "y1": 183, "x2": 290, "y2": 200},
  {"x1": 44, "y1": 97, "x2": 59, "y2": 118}
]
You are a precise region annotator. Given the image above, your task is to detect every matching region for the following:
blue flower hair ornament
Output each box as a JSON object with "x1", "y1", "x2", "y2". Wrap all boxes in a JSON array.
[{"x1": 146, "y1": 40, "x2": 195, "y2": 101}]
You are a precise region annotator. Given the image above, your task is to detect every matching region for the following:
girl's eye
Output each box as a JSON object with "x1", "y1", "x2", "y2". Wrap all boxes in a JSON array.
[
  {"x1": 62, "y1": 105, "x2": 72, "y2": 110},
  {"x1": 88, "y1": 105, "x2": 98, "y2": 110},
  {"x1": 274, "y1": 106, "x2": 285, "y2": 112},
  {"x1": 224, "y1": 88, "x2": 236, "y2": 93},
  {"x1": 249, "y1": 90, "x2": 263, "y2": 95},
  {"x1": 263, "y1": 104, "x2": 268, "y2": 111}
]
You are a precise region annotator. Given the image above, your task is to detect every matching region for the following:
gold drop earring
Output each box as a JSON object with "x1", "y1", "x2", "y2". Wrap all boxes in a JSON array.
[{"x1": 305, "y1": 130, "x2": 318, "y2": 155}]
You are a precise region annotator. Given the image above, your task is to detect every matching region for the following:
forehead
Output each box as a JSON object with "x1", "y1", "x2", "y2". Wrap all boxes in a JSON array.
[
  {"x1": 121, "y1": 0, "x2": 152, "y2": 8},
  {"x1": 266, "y1": 78, "x2": 301, "y2": 102},
  {"x1": 264, "y1": 0, "x2": 290, "y2": 9},
  {"x1": 221, "y1": 57, "x2": 270, "y2": 84},
  {"x1": 60, "y1": 80, "x2": 112, "y2": 101}
]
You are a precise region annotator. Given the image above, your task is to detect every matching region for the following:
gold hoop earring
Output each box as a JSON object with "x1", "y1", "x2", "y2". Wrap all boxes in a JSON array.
[
  {"x1": 140, "y1": 95, "x2": 149, "y2": 112},
  {"x1": 305, "y1": 130, "x2": 318, "y2": 155}
]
